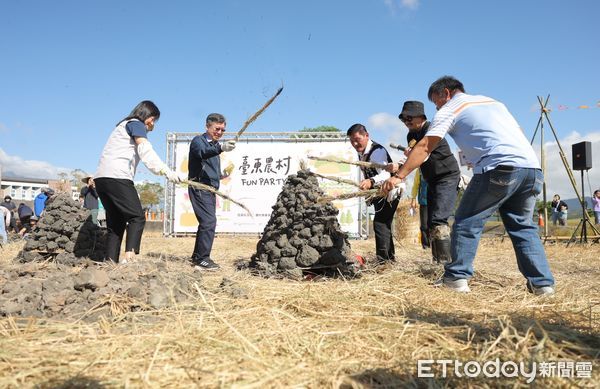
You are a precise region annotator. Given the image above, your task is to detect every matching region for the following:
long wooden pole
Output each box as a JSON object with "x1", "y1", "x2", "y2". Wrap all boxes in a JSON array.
[
  {"x1": 308, "y1": 171, "x2": 360, "y2": 188},
  {"x1": 307, "y1": 155, "x2": 388, "y2": 170},
  {"x1": 234, "y1": 86, "x2": 284, "y2": 141},
  {"x1": 181, "y1": 180, "x2": 253, "y2": 216},
  {"x1": 317, "y1": 189, "x2": 379, "y2": 204}
]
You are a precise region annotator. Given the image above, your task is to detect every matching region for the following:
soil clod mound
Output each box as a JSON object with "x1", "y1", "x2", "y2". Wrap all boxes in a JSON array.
[
  {"x1": 18, "y1": 193, "x2": 107, "y2": 264},
  {"x1": 250, "y1": 169, "x2": 360, "y2": 278}
]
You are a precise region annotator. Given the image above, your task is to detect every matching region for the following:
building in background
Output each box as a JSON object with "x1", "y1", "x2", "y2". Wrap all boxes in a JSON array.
[{"x1": 1, "y1": 176, "x2": 79, "y2": 201}]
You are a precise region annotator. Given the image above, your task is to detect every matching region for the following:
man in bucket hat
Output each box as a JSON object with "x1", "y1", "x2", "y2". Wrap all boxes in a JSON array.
[{"x1": 387, "y1": 100, "x2": 460, "y2": 264}]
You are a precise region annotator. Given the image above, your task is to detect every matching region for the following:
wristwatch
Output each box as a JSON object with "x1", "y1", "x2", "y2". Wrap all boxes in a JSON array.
[{"x1": 369, "y1": 178, "x2": 376, "y2": 187}]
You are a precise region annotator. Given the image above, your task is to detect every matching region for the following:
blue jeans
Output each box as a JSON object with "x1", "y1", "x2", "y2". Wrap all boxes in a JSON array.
[
  {"x1": 551, "y1": 210, "x2": 560, "y2": 225},
  {"x1": 445, "y1": 167, "x2": 555, "y2": 287}
]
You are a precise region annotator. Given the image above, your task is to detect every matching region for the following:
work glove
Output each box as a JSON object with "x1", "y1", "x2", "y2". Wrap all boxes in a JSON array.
[
  {"x1": 386, "y1": 182, "x2": 406, "y2": 202},
  {"x1": 221, "y1": 140, "x2": 236, "y2": 152},
  {"x1": 164, "y1": 169, "x2": 184, "y2": 183}
]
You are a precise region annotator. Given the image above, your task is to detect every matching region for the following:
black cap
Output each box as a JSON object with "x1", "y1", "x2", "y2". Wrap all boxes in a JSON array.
[
  {"x1": 3, "y1": 195, "x2": 11, "y2": 200},
  {"x1": 399, "y1": 101, "x2": 426, "y2": 120}
]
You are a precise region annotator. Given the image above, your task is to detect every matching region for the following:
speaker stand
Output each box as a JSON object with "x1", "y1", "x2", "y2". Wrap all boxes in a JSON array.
[
  {"x1": 567, "y1": 170, "x2": 600, "y2": 246},
  {"x1": 530, "y1": 95, "x2": 598, "y2": 243}
]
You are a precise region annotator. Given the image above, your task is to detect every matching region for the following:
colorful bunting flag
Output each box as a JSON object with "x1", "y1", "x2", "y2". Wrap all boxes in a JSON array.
[{"x1": 545, "y1": 102, "x2": 600, "y2": 111}]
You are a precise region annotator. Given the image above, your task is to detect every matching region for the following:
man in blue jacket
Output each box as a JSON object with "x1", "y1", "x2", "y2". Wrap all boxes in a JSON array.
[
  {"x1": 34, "y1": 188, "x2": 54, "y2": 217},
  {"x1": 188, "y1": 113, "x2": 237, "y2": 270}
]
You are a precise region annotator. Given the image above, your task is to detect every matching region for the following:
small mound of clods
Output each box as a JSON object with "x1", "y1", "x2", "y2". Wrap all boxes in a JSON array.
[
  {"x1": 0, "y1": 260, "x2": 203, "y2": 320},
  {"x1": 250, "y1": 169, "x2": 360, "y2": 279},
  {"x1": 18, "y1": 193, "x2": 107, "y2": 264}
]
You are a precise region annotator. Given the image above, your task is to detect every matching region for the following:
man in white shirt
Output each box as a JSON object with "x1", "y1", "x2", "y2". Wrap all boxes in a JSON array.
[
  {"x1": 383, "y1": 76, "x2": 555, "y2": 295},
  {"x1": 347, "y1": 123, "x2": 398, "y2": 264}
]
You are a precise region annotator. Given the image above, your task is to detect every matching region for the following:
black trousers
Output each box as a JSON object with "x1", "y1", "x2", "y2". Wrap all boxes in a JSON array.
[
  {"x1": 188, "y1": 186, "x2": 217, "y2": 262},
  {"x1": 95, "y1": 178, "x2": 145, "y2": 262},
  {"x1": 419, "y1": 205, "x2": 430, "y2": 248},
  {"x1": 426, "y1": 174, "x2": 459, "y2": 229},
  {"x1": 8, "y1": 215, "x2": 17, "y2": 233},
  {"x1": 373, "y1": 197, "x2": 399, "y2": 262}
]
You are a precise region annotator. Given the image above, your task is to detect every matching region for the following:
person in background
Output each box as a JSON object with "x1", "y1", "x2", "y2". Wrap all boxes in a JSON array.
[
  {"x1": 382, "y1": 75, "x2": 555, "y2": 295},
  {"x1": 347, "y1": 123, "x2": 399, "y2": 264},
  {"x1": 17, "y1": 203, "x2": 33, "y2": 232},
  {"x1": 550, "y1": 194, "x2": 568, "y2": 226},
  {"x1": 20, "y1": 215, "x2": 38, "y2": 238},
  {"x1": 592, "y1": 189, "x2": 600, "y2": 225},
  {"x1": 411, "y1": 169, "x2": 429, "y2": 249},
  {"x1": 33, "y1": 188, "x2": 54, "y2": 218},
  {"x1": 188, "y1": 113, "x2": 237, "y2": 271},
  {"x1": 94, "y1": 100, "x2": 184, "y2": 264},
  {"x1": 97, "y1": 199, "x2": 106, "y2": 227},
  {"x1": 0, "y1": 203, "x2": 10, "y2": 245},
  {"x1": 3, "y1": 195, "x2": 18, "y2": 233},
  {"x1": 80, "y1": 176, "x2": 100, "y2": 226}
]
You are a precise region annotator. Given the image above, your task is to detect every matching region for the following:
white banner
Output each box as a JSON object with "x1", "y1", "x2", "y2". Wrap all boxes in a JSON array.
[{"x1": 171, "y1": 138, "x2": 362, "y2": 235}]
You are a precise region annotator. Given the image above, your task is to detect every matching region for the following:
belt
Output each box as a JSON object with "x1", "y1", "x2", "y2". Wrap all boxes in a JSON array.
[{"x1": 495, "y1": 165, "x2": 517, "y2": 171}]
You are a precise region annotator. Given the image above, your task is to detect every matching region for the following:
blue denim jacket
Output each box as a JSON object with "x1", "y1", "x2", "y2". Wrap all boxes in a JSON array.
[{"x1": 188, "y1": 134, "x2": 222, "y2": 189}]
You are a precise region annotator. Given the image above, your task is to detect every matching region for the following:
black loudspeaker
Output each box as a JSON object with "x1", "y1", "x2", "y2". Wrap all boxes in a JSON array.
[{"x1": 572, "y1": 141, "x2": 592, "y2": 171}]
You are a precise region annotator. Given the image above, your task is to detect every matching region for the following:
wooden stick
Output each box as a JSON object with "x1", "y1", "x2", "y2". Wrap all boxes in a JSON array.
[
  {"x1": 182, "y1": 180, "x2": 253, "y2": 216},
  {"x1": 307, "y1": 155, "x2": 388, "y2": 170},
  {"x1": 308, "y1": 171, "x2": 360, "y2": 188},
  {"x1": 317, "y1": 189, "x2": 380, "y2": 204},
  {"x1": 234, "y1": 86, "x2": 284, "y2": 141}
]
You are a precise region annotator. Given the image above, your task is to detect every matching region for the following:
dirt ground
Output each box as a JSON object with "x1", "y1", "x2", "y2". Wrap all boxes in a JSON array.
[{"x1": 0, "y1": 232, "x2": 598, "y2": 388}]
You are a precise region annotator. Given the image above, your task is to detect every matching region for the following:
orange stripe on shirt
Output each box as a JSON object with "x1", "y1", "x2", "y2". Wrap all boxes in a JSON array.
[{"x1": 453, "y1": 100, "x2": 496, "y2": 115}]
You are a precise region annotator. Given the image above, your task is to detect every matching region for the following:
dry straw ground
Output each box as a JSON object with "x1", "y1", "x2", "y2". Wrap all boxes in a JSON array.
[{"x1": 0, "y1": 230, "x2": 599, "y2": 388}]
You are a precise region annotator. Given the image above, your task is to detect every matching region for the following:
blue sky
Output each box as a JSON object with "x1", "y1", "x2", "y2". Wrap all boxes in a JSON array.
[{"x1": 1, "y1": 0, "x2": 599, "y2": 197}]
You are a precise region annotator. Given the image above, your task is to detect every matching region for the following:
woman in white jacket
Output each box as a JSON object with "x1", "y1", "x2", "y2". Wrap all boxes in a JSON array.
[{"x1": 95, "y1": 100, "x2": 182, "y2": 264}]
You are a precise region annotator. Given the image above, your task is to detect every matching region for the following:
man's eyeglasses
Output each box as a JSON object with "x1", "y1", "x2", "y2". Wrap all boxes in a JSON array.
[{"x1": 401, "y1": 115, "x2": 414, "y2": 123}]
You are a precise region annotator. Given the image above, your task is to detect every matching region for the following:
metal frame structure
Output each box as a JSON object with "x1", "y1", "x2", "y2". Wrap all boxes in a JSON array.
[
  {"x1": 530, "y1": 96, "x2": 600, "y2": 243},
  {"x1": 164, "y1": 132, "x2": 370, "y2": 239}
]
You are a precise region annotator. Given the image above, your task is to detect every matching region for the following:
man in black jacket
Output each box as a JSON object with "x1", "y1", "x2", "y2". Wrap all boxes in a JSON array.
[
  {"x1": 80, "y1": 177, "x2": 100, "y2": 226},
  {"x1": 388, "y1": 101, "x2": 460, "y2": 263},
  {"x1": 2, "y1": 196, "x2": 18, "y2": 233},
  {"x1": 550, "y1": 194, "x2": 568, "y2": 226},
  {"x1": 188, "y1": 113, "x2": 237, "y2": 270}
]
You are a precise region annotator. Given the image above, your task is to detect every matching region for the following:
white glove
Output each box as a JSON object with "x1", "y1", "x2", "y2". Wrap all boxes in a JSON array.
[
  {"x1": 137, "y1": 141, "x2": 168, "y2": 176},
  {"x1": 221, "y1": 140, "x2": 236, "y2": 152},
  {"x1": 387, "y1": 182, "x2": 406, "y2": 202},
  {"x1": 164, "y1": 169, "x2": 184, "y2": 183}
]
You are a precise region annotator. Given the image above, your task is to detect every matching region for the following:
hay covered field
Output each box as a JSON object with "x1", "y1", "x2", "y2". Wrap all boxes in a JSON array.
[{"x1": 0, "y1": 232, "x2": 599, "y2": 388}]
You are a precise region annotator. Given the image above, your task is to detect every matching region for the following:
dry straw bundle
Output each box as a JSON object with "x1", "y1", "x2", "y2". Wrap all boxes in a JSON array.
[{"x1": 393, "y1": 199, "x2": 420, "y2": 244}]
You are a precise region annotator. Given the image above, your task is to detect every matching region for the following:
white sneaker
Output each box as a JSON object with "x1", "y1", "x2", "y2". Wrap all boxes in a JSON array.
[
  {"x1": 434, "y1": 277, "x2": 471, "y2": 293},
  {"x1": 528, "y1": 282, "x2": 555, "y2": 296}
]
